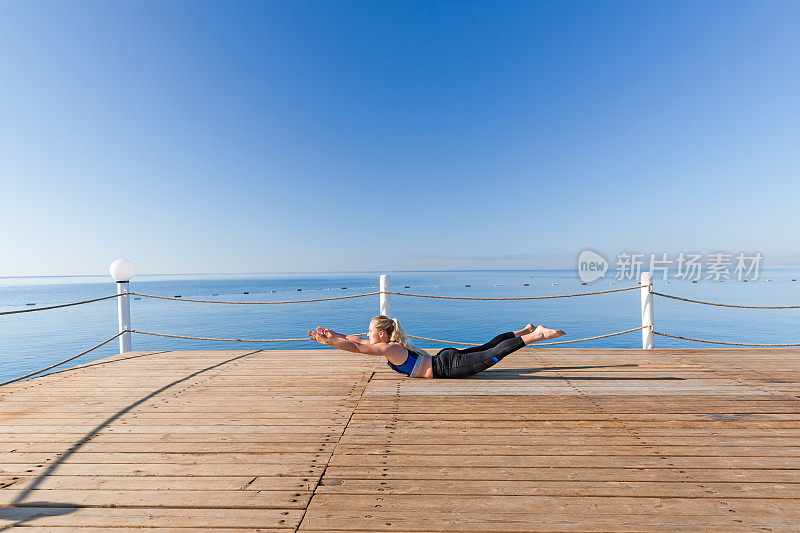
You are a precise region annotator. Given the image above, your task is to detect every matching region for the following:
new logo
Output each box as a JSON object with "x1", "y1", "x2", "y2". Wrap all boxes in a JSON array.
[{"x1": 577, "y1": 250, "x2": 608, "y2": 283}]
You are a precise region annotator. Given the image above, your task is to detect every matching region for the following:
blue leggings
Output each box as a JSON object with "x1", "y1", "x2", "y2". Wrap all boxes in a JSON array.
[{"x1": 431, "y1": 332, "x2": 525, "y2": 378}]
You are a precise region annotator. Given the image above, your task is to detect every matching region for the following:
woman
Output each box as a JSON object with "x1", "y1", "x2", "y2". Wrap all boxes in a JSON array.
[{"x1": 307, "y1": 315, "x2": 566, "y2": 379}]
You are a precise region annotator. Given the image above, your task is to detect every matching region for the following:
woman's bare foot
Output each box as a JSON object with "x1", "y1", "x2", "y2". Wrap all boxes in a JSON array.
[
  {"x1": 513, "y1": 323, "x2": 536, "y2": 337},
  {"x1": 520, "y1": 325, "x2": 566, "y2": 344},
  {"x1": 533, "y1": 325, "x2": 566, "y2": 340}
]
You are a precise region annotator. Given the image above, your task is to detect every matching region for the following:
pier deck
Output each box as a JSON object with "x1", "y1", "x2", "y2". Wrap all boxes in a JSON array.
[{"x1": 1, "y1": 347, "x2": 799, "y2": 531}]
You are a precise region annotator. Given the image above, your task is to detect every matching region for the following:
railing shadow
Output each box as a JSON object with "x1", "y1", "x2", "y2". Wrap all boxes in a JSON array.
[
  {"x1": 469, "y1": 364, "x2": 685, "y2": 380},
  {"x1": 0, "y1": 349, "x2": 261, "y2": 530}
]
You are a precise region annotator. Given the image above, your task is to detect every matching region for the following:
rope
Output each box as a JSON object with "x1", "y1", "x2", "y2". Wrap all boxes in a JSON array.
[
  {"x1": 7, "y1": 286, "x2": 796, "y2": 318},
  {"x1": 0, "y1": 332, "x2": 124, "y2": 387},
  {"x1": 0, "y1": 294, "x2": 121, "y2": 316},
  {"x1": 126, "y1": 285, "x2": 644, "y2": 305},
  {"x1": 128, "y1": 291, "x2": 380, "y2": 304},
  {"x1": 408, "y1": 326, "x2": 647, "y2": 347},
  {"x1": 389, "y1": 285, "x2": 646, "y2": 300},
  {"x1": 0, "y1": 286, "x2": 645, "y2": 319},
  {"x1": 132, "y1": 327, "x2": 647, "y2": 347},
  {"x1": 651, "y1": 291, "x2": 800, "y2": 309},
  {"x1": 129, "y1": 330, "x2": 369, "y2": 343},
  {"x1": 653, "y1": 331, "x2": 800, "y2": 347},
  {"x1": 130, "y1": 330, "x2": 311, "y2": 342}
]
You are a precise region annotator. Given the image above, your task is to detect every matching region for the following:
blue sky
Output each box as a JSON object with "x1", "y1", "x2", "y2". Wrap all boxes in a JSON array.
[{"x1": 1, "y1": 1, "x2": 798, "y2": 276}]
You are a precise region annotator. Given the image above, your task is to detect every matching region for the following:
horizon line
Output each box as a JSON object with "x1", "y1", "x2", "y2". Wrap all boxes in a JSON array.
[
  {"x1": 1, "y1": 268, "x2": 579, "y2": 279},
  {"x1": 2, "y1": 265, "x2": 800, "y2": 280}
]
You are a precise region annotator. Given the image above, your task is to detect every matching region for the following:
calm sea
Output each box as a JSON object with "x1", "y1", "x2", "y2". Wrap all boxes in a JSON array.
[{"x1": 2, "y1": 268, "x2": 799, "y2": 383}]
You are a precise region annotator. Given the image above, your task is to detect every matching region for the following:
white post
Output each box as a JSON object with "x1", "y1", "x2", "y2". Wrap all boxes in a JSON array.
[
  {"x1": 640, "y1": 271, "x2": 654, "y2": 349},
  {"x1": 116, "y1": 282, "x2": 132, "y2": 353},
  {"x1": 379, "y1": 274, "x2": 391, "y2": 318},
  {"x1": 110, "y1": 259, "x2": 135, "y2": 354}
]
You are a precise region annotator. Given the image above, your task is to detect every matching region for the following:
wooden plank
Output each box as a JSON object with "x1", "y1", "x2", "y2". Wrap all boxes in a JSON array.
[
  {"x1": 312, "y1": 478, "x2": 800, "y2": 498},
  {"x1": 0, "y1": 442, "x2": 336, "y2": 453},
  {"x1": 331, "y1": 444, "x2": 800, "y2": 456},
  {"x1": 298, "y1": 511, "x2": 796, "y2": 532},
  {"x1": 0, "y1": 507, "x2": 301, "y2": 528},
  {"x1": 0, "y1": 452, "x2": 332, "y2": 464},
  {"x1": 2, "y1": 474, "x2": 314, "y2": 491},
  {"x1": 300, "y1": 493, "x2": 800, "y2": 515},
  {"x1": 0, "y1": 463, "x2": 326, "y2": 477},
  {"x1": 327, "y1": 453, "x2": 800, "y2": 468},
  {"x1": 0, "y1": 432, "x2": 337, "y2": 443},
  {"x1": 0, "y1": 488, "x2": 312, "y2": 508},
  {"x1": 321, "y1": 465, "x2": 800, "y2": 482}
]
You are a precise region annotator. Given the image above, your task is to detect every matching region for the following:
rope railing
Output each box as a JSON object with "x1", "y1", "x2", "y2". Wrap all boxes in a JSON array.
[
  {"x1": 408, "y1": 326, "x2": 648, "y2": 346},
  {"x1": 4, "y1": 286, "x2": 792, "y2": 313},
  {"x1": 0, "y1": 332, "x2": 125, "y2": 387},
  {"x1": 0, "y1": 293, "x2": 122, "y2": 316},
  {"x1": 130, "y1": 326, "x2": 648, "y2": 347},
  {"x1": 130, "y1": 330, "x2": 316, "y2": 342},
  {"x1": 653, "y1": 331, "x2": 800, "y2": 347},
  {"x1": 651, "y1": 291, "x2": 800, "y2": 309},
  {"x1": 388, "y1": 285, "x2": 647, "y2": 300},
  {"x1": 128, "y1": 291, "x2": 381, "y2": 304},
  {"x1": 127, "y1": 285, "x2": 646, "y2": 304},
  {"x1": 7, "y1": 283, "x2": 799, "y2": 317},
  {"x1": 0, "y1": 284, "x2": 666, "y2": 317},
  {"x1": 132, "y1": 327, "x2": 654, "y2": 348},
  {"x1": 11, "y1": 285, "x2": 799, "y2": 313},
  {"x1": 129, "y1": 330, "x2": 369, "y2": 342}
]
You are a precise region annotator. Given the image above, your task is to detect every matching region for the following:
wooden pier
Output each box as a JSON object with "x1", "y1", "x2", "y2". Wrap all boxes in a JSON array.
[{"x1": 1, "y1": 347, "x2": 799, "y2": 531}]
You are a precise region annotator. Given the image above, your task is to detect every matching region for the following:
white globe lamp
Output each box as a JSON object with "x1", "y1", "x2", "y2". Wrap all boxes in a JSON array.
[
  {"x1": 110, "y1": 259, "x2": 135, "y2": 354},
  {"x1": 110, "y1": 259, "x2": 135, "y2": 282}
]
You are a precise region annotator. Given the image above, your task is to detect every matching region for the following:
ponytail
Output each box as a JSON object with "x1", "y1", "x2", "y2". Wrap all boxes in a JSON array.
[
  {"x1": 389, "y1": 317, "x2": 432, "y2": 357},
  {"x1": 370, "y1": 315, "x2": 432, "y2": 357}
]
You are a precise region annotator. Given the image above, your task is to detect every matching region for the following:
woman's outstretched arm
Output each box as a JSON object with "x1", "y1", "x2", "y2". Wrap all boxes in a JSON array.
[
  {"x1": 308, "y1": 329, "x2": 361, "y2": 353},
  {"x1": 308, "y1": 327, "x2": 407, "y2": 363},
  {"x1": 316, "y1": 326, "x2": 367, "y2": 344}
]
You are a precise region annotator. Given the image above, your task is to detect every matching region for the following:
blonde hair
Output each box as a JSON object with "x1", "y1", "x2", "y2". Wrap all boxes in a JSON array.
[{"x1": 370, "y1": 315, "x2": 431, "y2": 357}]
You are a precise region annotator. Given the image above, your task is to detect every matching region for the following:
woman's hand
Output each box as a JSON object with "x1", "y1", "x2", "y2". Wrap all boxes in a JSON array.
[
  {"x1": 316, "y1": 326, "x2": 340, "y2": 339},
  {"x1": 308, "y1": 327, "x2": 333, "y2": 345}
]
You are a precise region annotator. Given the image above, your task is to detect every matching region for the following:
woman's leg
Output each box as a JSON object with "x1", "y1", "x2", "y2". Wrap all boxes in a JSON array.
[
  {"x1": 457, "y1": 332, "x2": 514, "y2": 354},
  {"x1": 434, "y1": 337, "x2": 525, "y2": 378},
  {"x1": 457, "y1": 325, "x2": 534, "y2": 355},
  {"x1": 432, "y1": 325, "x2": 565, "y2": 379}
]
